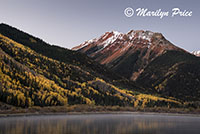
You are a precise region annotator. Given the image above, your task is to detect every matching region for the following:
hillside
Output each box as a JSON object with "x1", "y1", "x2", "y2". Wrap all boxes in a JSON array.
[
  {"x1": 136, "y1": 50, "x2": 200, "y2": 101},
  {"x1": 0, "y1": 32, "x2": 181, "y2": 108},
  {"x1": 0, "y1": 23, "x2": 147, "y2": 93},
  {"x1": 0, "y1": 24, "x2": 123, "y2": 83}
]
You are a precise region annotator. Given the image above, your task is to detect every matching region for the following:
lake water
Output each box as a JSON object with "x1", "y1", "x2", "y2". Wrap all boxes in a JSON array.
[{"x1": 0, "y1": 113, "x2": 200, "y2": 134}]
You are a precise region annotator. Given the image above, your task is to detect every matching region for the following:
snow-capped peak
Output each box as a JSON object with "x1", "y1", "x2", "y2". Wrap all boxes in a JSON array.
[
  {"x1": 126, "y1": 30, "x2": 154, "y2": 41},
  {"x1": 72, "y1": 30, "x2": 155, "y2": 51},
  {"x1": 137, "y1": 31, "x2": 154, "y2": 42},
  {"x1": 113, "y1": 31, "x2": 122, "y2": 36},
  {"x1": 101, "y1": 31, "x2": 123, "y2": 48},
  {"x1": 127, "y1": 30, "x2": 136, "y2": 40},
  {"x1": 192, "y1": 50, "x2": 200, "y2": 56}
]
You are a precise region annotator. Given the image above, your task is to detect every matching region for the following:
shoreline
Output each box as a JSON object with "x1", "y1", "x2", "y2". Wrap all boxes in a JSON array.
[
  {"x1": 1, "y1": 105, "x2": 200, "y2": 118},
  {"x1": 1, "y1": 111, "x2": 200, "y2": 118}
]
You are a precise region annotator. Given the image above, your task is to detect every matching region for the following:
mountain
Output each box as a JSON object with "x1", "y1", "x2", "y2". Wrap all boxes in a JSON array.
[
  {"x1": 0, "y1": 24, "x2": 181, "y2": 108},
  {"x1": 73, "y1": 30, "x2": 200, "y2": 102},
  {"x1": 72, "y1": 30, "x2": 184, "y2": 81},
  {"x1": 192, "y1": 50, "x2": 200, "y2": 57}
]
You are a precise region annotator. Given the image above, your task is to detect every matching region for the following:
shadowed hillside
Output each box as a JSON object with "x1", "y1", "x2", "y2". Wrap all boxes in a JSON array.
[{"x1": 0, "y1": 33, "x2": 180, "y2": 108}]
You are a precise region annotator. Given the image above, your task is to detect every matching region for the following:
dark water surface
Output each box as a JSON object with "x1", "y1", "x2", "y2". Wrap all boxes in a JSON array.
[{"x1": 0, "y1": 113, "x2": 200, "y2": 134}]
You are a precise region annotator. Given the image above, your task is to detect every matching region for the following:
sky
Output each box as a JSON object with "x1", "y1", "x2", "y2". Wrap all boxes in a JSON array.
[{"x1": 0, "y1": 0, "x2": 200, "y2": 52}]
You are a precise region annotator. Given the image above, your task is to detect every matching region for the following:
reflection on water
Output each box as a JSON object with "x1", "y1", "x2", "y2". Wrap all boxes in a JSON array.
[{"x1": 0, "y1": 113, "x2": 200, "y2": 134}]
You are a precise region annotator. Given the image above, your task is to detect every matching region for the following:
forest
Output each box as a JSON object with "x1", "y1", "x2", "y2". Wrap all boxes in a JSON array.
[{"x1": 0, "y1": 34, "x2": 182, "y2": 109}]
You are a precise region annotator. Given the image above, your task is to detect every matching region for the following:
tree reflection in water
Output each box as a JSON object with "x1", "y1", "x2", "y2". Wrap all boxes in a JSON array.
[{"x1": 0, "y1": 114, "x2": 200, "y2": 134}]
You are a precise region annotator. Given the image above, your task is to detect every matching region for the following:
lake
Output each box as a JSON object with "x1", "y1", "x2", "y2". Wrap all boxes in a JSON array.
[{"x1": 0, "y1": 113, "x2": 200, "y2": 134}]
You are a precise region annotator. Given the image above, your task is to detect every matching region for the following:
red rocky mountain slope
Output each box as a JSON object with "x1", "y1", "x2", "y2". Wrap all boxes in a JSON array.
[{"x1": 72, "y1": 30, "x2": 184, "y2": 80}]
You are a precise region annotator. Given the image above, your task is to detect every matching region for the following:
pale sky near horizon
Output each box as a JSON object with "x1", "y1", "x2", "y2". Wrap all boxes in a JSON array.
[{"x1": 0, "y1": 0, "x2": 199, "y2": 52}]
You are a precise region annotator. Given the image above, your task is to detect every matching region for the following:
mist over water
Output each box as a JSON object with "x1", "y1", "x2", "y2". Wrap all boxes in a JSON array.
[{"x1": 0, "y1": 114, "x2": 200, "y2": 134}]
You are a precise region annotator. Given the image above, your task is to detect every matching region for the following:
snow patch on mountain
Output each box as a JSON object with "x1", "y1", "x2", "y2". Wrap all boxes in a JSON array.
[
  {"x1": 138, "y1": 31, "x2": 154, "y2": 42},
  {"x1": 73, "y1": 38, "x2": 97, "y2": 50},
  {"x1": 192, "y1": 50, "x2": 200, "y2": 56},
  {"x1": 102, "y1": 31, "x2": 123, "y2": 48},
  {"x1": 127, "y1": 30, "x2": 136, "y2": 40}
]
